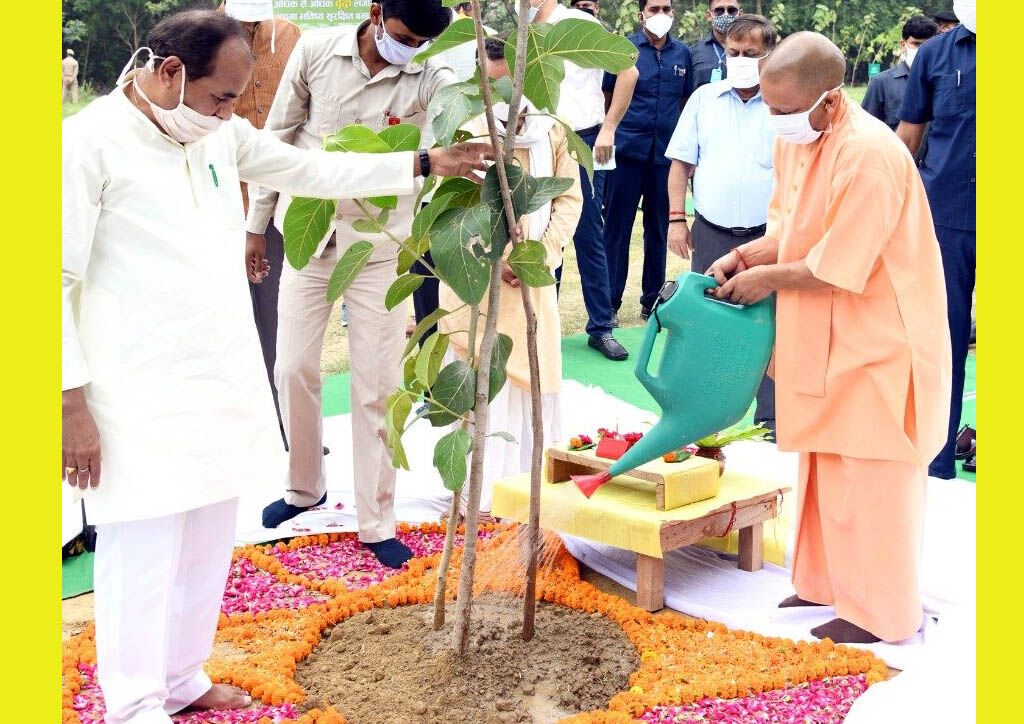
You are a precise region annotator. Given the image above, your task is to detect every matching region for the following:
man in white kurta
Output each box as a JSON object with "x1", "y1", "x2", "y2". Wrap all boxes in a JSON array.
[{"x1": 61, "y1": 10, "x2": 488, "y2": 724}]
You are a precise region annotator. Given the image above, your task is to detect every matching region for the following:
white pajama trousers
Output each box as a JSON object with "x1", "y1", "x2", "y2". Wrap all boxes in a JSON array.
[{"x1": 93, "y1": 498, "x2": 238, "y2": 724}]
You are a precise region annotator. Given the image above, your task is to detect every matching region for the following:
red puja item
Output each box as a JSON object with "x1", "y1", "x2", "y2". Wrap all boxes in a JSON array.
[{"x1": 596, "y1": 436, "x2": 631, "y2": 460}]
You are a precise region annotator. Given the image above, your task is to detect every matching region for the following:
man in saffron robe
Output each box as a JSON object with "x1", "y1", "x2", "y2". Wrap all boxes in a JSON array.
[{"x1": 707, "y1": 32, "x2": 951, "y2": 643}]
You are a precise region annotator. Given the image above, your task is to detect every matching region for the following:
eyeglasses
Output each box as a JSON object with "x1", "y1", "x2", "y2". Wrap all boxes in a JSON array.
[{"x1": 712, "y1": 5, "x2": 740, "y2": 16}]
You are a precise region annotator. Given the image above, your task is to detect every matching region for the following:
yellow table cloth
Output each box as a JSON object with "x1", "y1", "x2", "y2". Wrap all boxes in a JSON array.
[{"x1": 493, "y1": 468, "x2": 793, "y2": 562}]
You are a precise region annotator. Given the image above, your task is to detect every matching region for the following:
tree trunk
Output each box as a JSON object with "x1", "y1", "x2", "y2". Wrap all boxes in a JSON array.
[
  {"x1": 432, "y1": 491, "x2": 461, "y2": 629},
  {"x1": 451, "y1": 263, "x2": 504, "y2": 654}
]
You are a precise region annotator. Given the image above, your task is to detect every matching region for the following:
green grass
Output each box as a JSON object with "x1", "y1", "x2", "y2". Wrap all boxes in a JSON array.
[
  {"x1": 62, "y1": 86, "x2": 98, "y2": 119},
  {"x1": 847, "y1": 85, "x2": 867, "y2": 104}
]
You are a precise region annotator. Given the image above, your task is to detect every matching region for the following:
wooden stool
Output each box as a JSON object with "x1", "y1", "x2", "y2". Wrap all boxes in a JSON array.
[{"x1": 635, "y1": 489, "x2": 786, "y2": 611}]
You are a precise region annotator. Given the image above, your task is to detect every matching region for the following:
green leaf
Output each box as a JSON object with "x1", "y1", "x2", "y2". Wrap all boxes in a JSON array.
[
  {"x1": 414, "y1": 173, "x2": 438, "y2": 208},
  {"x1": 326, "y1": 241, "x2": 375, "y2": 302},
  {"x1": 430, "y1": 360, "x2": 476, "y2": 416},
  {"x1": 488, "y1": 333, "x2": 513, "y2": 402},
  {"x1": 415, "y1": 332, "x2": 450, "y2": 388},
  {"x1": 430, "y1": 207, "x2": 491, "y2": 306},
  {"x1": 323, "y1": 125, "x2": 391, "y2": 153},
  {"x1": 435, "y1": 176, "x2": 482, "y2": 208},
  {"x1": 283, "y1": 197, "x2": 336, "y2": 270},
  {"x1": 403, "y1": 354, "x2": 424, "y2": 393},
  {"x1": 480, "y1": 206, "x2": 511, "y2": 261},
  {"x1": 403, "y1": 307, "x2": 450, "y2": 359},
  {"x1": 482, "y1": 162, "x2": 529, "y2": 218},
  {"x1": 543, "y1": 19, "x2": 639, "y2": 72},
  {"x1": 452, "y1": 129, "x2": 474, "y2": 143},
  {"x1": 506, "y1": 24, "x2": 561, "y2": 112},
  {"x1": 385, "y1": 389, "x2": 415, "y2": 470},
  {"x1": 352, "y1": 216, "x2": 384, "y2": 234},
  {"x1": 385, "y1": 273, "x2": 424, "y2": 311},
  {"x1": 378, "y1": 123, "x2": 421, "y2": 151},
  {"x1": 413, "y1": 17, "x2": 477, "y2": 65},
  {"x1": 428, "y1": 82, "x2": 484, "y2": 147},
  {"x1": 366, "y1": 194, "x2": 398, "y2": 210},
  {"x1": 411, "y1": 191, "x2": 458, "y2": 241},
  {"x1": 489, "y1": 431, "x2": 517, "y2": 443},
  {"x1": 397, "y1": 234, "x2": 430, "y2": 275},
  {"x1": 524, "y1": 176, "x2": 574, "y2": 214},
  {"x1": 491, "y1": 75, "x2": 514, "y2": 104},
  {"x1": 507, "y1": 240, "x2": 556, "y2": 287},
  {"x1": 559, "y1": 120, "x2": 594, "y2": 187},
  {"x1": 433, "y1": 428, "x2": 473, "y2": 492}
]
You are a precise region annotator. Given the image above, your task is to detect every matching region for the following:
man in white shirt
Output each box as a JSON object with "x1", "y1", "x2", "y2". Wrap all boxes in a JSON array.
[
  {"x1": 526, "y1": 0, "x2": 638, "y2": 361},
  {"x1": 245, "y1": 0, "x2": 458, "y2": 568},
  {"x1": 664, "y1": 14, "x2": 778, "y2": 435},
  {"x1": 62, "y1": 10, "x2": 488, "y2": 724},
  {"x1": 432, "y1": 2, "x2": 495, "y2": 81}
]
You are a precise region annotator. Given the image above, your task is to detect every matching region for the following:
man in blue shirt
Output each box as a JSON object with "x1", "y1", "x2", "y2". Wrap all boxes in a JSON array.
[
  {"x1": 665, "y1": 14, "x2": 777, "y2": 434},
  {"x1": 689, "y1": 0, "x2": 742, "y2": 92},
  {"x1": 602, "y1": 0, "x2": 691, "y2": 323},
  {"x1": 897, "y1": 1, "x2": 975, "y2": 479}
]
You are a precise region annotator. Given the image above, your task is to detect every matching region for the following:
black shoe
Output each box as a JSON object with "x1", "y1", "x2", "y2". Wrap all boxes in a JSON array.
[
  {"x1": 588, "y1": 334, "x2": 628, "y2": 361},
  {"x1": 640, "y1": 306, "x2": 652, "y2": 322},
  {"x1": 610, "y1": 311, "x2": 619, "y2": 328},
  {"x1": 323, "y1": 446, "x2": 330, "y2": 456},
  {"x1": 954, "y1": 425, "x2": 975, "y2": 460},
  {"x1": 963, "y1": 451, "x2": 976, "y2": 473}
]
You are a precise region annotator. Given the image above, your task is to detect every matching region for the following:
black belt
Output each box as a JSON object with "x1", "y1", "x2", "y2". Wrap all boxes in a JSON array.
[
  {"x1": 575, "y1": 124, "x2": 602, "y2": 137},
  {"x1": 696, "y1": 212, "x2": 766, "y2": 238}
]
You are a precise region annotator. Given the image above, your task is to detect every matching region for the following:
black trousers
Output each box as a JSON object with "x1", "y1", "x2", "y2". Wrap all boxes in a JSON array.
[
  {"x1": 411, "y1": 249, "x2": 440, "y2": 343},
  {"x1": 249, "y1": 221, "x2": 288, "y2": 449},
  {"x1": 690, "y1": 214, "x2": 776, "y2": 435}
]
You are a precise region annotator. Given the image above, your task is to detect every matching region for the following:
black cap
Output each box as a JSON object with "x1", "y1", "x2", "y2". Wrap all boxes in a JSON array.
[{"x1": 933, "y1": 10, "x2": 959, "y2": 23}]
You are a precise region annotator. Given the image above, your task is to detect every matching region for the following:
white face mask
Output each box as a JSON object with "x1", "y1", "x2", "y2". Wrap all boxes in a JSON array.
[
  {"x1": 953, "y1": 0, "x2": 976, "y2": 33},
  {"x1": 120, "y1": 48, "x2": 224, "y2": 144},
  {"x1": 643, "y1": 13, "x2": 674, "y2": 39},
  {"x1": 726, "y1": 53, "x2": 767, "y2": 90},
  {"x1": 374, "y1": 18, "x2": 419, "y2": 66},
  {"x1": 769, "y1": 86, "x2": 841, "y2": 145},
  {"x1": 516, "y1": 0, "x2": 549, "y2": 23},
  {"x1": 904, "y1": 46, "x2": 918, "y2": 67},
  {"x1": 224, "y1": 1, "x2": 274, "y2": 22}
]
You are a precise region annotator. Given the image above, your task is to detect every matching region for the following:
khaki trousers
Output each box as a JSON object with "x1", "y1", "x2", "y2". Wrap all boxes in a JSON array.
[
  {"x1": 63, "y1": 76, "x2": 79, "y2": 104},
  {"x1": 792, "y1": 452, "x2": 927, "y2": 642},
  {"x1": 275, "y1": 239, "x2": 405, "y2": 543}
]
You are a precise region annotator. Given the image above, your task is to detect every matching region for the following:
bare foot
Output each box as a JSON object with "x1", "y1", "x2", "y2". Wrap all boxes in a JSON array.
[
  {"x1": 778, "y1": 594, "x2": 826, "y2": 608},
  {"x1": 188, "y1": 684, "x2": 252, "y2": 711}
]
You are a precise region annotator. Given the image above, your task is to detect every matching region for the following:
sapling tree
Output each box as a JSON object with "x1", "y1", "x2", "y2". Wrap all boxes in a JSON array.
[{"x1": 283, "y1": 0, "x2": 637, "y2": 655}]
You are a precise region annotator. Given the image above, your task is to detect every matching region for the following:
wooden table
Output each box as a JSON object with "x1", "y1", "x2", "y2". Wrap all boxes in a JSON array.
[{"x1": 635, "y1": 488, "x2": 786, "y2": 611}]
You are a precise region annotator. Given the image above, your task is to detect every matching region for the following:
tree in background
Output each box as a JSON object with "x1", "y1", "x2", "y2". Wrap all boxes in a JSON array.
[{"x1": 62, "y1": 0, "x2": 213, "y2": 91}]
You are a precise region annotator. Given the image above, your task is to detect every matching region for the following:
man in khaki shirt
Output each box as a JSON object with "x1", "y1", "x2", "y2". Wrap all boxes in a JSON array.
[
  {"x1": 247, "y1": 0, "x2": 457, "y2": 568},
  {"x1": 62, "y1": 49, "x2": 79, "y2": 104}
]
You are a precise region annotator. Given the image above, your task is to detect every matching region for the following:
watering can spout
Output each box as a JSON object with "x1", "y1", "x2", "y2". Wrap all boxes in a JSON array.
[
  {"x1": 572, "y1": 470, "x2": 612, "y2": 497},
  {"x1": 571, "y1": 272, "x2": 775, "y2": 498}
]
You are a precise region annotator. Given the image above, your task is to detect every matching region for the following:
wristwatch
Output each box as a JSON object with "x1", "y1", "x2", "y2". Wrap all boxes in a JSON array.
[{"x1": 418, "y1": 148, "x2": 431, "y2": 177}]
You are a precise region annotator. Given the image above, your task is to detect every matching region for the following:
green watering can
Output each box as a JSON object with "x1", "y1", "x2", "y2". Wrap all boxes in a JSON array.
[{"x1": 573, "y1": 272, "x2": 776, "y2": 497}]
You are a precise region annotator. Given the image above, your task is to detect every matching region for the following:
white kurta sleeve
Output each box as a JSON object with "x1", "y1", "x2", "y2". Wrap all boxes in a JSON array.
[
  {"x1": 233, "y1": 118, "x2": 416, "y2": 211},
  {"x1": 62, "y1": 121, "x2": 103, "y2": 391}
]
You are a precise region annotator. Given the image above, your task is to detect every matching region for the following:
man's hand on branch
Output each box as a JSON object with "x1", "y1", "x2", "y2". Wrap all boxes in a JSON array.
[
  {"x1": 425, "y1": 142, "x2": 496, "y2": 182},
  {"x1": 246, "y1": 232, "x2": 270, "y2": 283},
  {"x1": 594, "y1": 125, "x2": 616, "y2": 165},
  {"x1": 667, "y1": 222, "x2": 692, "y2": 260},
  {"x1": 62, "y1": 388, "x2": 101, "y2": 491}
]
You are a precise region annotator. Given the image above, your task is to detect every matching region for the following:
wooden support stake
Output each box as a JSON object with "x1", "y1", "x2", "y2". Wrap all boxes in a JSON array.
[
  {"x1": 635, "y1": 553, "x2": 665, "y2": 612},
  {"x1": 738, "y1": 521, "x2": 764, "y2": 572}
]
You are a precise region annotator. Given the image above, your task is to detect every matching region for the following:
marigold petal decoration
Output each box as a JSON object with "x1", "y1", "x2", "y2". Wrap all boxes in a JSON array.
[{"x1": 62, "y1": 521, "x2": 886, "y2": 724}]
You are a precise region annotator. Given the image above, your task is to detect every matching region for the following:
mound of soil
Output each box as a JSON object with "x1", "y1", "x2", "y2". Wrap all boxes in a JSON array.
[{"x1": 296, "y1": 595, "x2": 639, "y2": 724}]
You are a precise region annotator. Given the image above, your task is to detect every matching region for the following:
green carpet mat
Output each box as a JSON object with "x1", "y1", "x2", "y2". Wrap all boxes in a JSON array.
[{"x1": 62, "y1": 551, "x2": 94, "y2": 600}]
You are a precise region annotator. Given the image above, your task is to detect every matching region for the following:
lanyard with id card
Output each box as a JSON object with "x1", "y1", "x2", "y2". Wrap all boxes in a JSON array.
[{"x1": 711, "y1": 43, "x2": 724, "y2": 82}]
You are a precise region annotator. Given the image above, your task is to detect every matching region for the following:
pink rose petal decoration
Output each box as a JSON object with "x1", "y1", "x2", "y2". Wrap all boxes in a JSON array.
[
  {"x1": 639, "y1": 674, "x2": 869, "y2": 723},
  {"x1": 221, "y1": 558, "x2": 325, "y2": 616}
]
